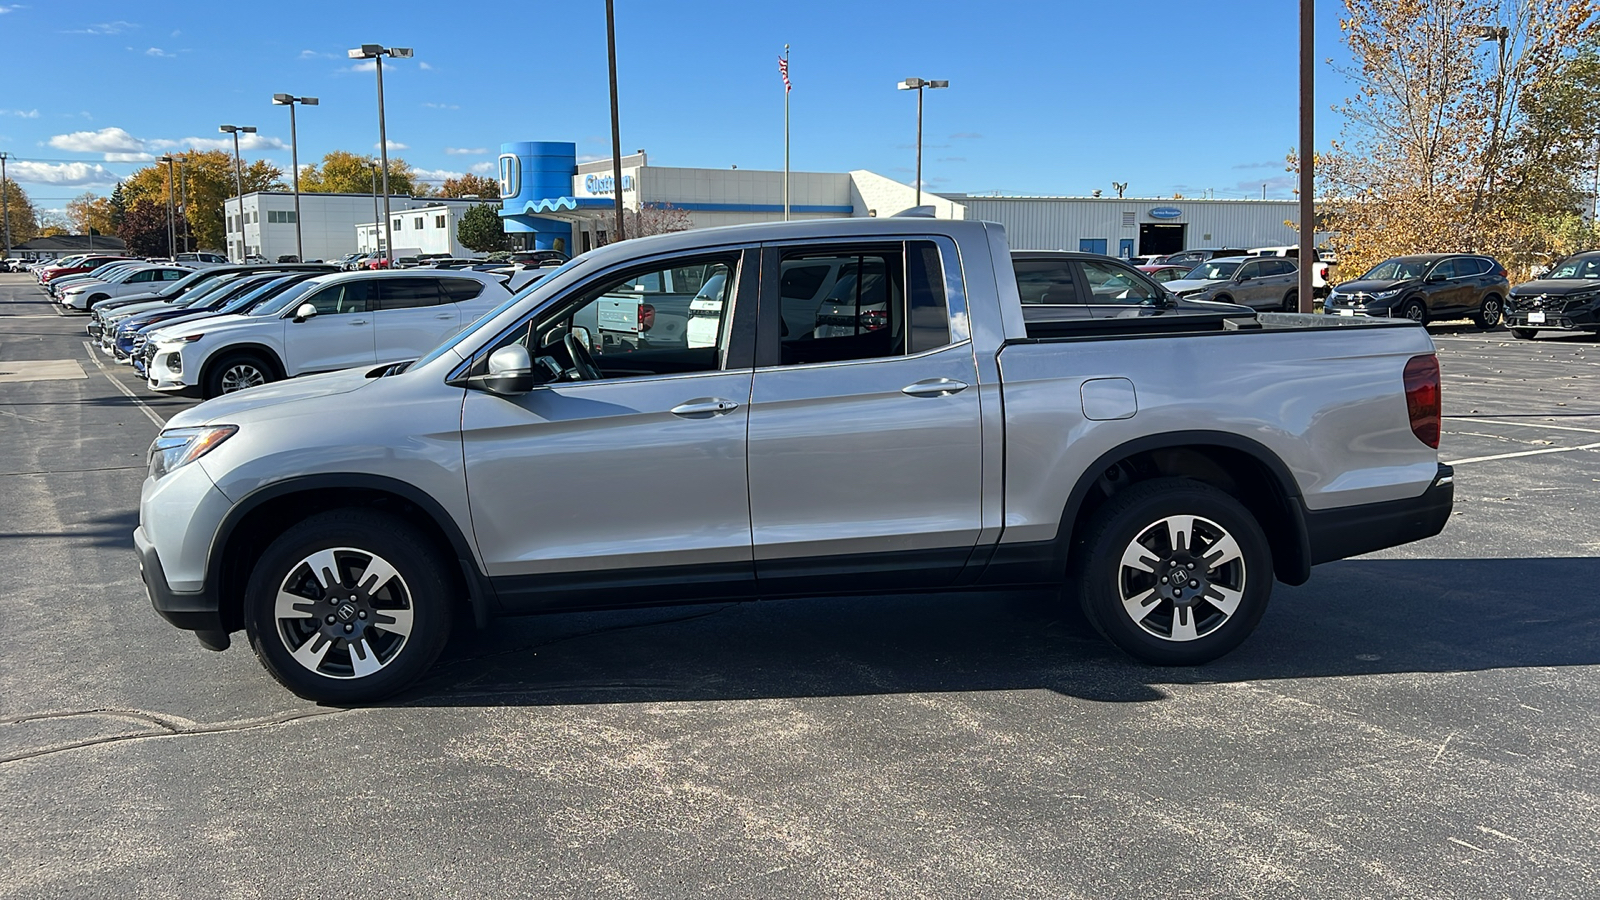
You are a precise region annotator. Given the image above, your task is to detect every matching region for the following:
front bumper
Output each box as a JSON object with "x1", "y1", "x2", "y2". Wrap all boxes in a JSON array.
[
  {"x1": 1505, "y1": 304, "x2": 1598, "y2": 331},
  {"x1": 1305, "y1": 464, "x2": 1453, "y2": 564},
  {"x1": 134, "y1": 525, "x2": 226, "y2": 635}
]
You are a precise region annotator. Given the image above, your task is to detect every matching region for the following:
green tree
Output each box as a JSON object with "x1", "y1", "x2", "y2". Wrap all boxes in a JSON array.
[
  {"x1": 121, "y1": 151, "x2": 283, "y2": 253},
  {"x1": 108, "y1": 181, "x2": 127, "y2": 232},
  {"x1": 438, "y1": 173, "x2": 501, "y2": 199},
  {"x1": 299, "y1": 150, "x2": 418, "y2": 196},
  {"x1": 456, "y1": 202, "x2": 510, "y2": 253},
  {"x1": 2, "y1": 178, "x2": 41, "y2": 247}
]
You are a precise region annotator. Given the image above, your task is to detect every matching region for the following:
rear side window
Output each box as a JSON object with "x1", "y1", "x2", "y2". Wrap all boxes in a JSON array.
[
  {"x1": 440, "y1": 278, "x2": 486, "y2": 302},
  {"x1": 377, "y1": 277, "x2": 443, "y2": 310},
  {"x1": 906, "y1": 241, "x2": 950, "y2": 353},
  {"x1": 1014, "y1": 259, "x2": 1079, "y2": 305},
  {"x1": 781, "y1": 264, "x2": 831, "y2": 301}
]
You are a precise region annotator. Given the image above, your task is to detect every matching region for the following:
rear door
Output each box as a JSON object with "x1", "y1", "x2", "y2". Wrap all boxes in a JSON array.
[
  {"x1": 746, "y1": 238, "x2": 982, "y2": 591},
  {"x1": 282, "y1": 279, "x2": 377, "y2": 374},
  {"x1": 373, "y1": 276, "x2": 456, "y2": 362}
]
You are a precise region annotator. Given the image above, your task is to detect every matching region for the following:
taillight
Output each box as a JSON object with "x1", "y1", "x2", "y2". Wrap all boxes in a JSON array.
[
  {"x1": 1493, "y1": 266, "x2": 1507, "y2": 278},
  {"x1": 1403, "y1": 355, "x2": 1441, "y2": 449},
  {"x1": 638, "y1": 303, "x2": 655, "y2": 332},
  {"x1": 860, "y1": 309, "x2": 889, "y2": 331}
]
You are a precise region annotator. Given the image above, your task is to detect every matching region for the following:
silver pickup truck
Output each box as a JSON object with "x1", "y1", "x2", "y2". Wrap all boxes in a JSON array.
[{"x1": 134, "y1": 218, "x2": 1453, "y2": 702}]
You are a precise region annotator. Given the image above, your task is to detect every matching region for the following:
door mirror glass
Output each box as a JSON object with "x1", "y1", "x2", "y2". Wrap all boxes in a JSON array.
[{"x1": 293, "y1": 302, "x2": 318, "y2": 323}]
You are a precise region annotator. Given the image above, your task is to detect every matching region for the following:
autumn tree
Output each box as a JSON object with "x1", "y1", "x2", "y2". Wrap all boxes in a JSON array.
[
  {"x1": 118, "y1": 200, "x2": 174, "y2": 257},
  {"x1": 456, "y1": 203, "x2": 510, "y2": 253},
  {"x1": 438, "y1": 173, "x2": 501, "y2": 199},
  {"x1": 120, "y1": 150, "x2": 284, "y2": 252},
  {"x1": 66, "y1": 192, "x2": 114, "y2": 237},
  {"x1": 1, "y1": 178, "x2": 41, "y2": 247},
  {"x1": 1322, "y1": 0, "x2": 1600, "y2": 278},
  {"x1": 595, "y1": 204, "x2": 694, "y2": 245},
  {"x1": 299, "y1": 150, "x2": 419, "y2": 197}
]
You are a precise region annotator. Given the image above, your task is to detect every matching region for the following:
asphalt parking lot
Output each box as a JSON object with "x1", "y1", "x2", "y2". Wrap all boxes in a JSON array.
[{"x1": 1, "y1": 272, "x2": 1596, "y2": 899}]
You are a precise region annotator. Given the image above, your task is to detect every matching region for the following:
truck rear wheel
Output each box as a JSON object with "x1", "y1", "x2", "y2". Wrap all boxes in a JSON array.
[{"x1": 1073, "y1": 478, "x2": 1272, "y2": 666}]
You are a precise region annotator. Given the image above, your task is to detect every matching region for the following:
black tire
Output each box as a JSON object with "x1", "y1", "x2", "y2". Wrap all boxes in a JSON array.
[
  {"x1": 245, "y1": 509, "x2": 455, "y2": 703},
  {"x1": 1511, "y1": 328, "x2": 1538, "y2": 340},
  {"x1": 85, "y1": 293, "x2": 108, "y2": 310},
  {"x1": 1474, "y1": 295, "x2": 1503, "y2": 329},
  {"x1": 1072, "y1": 477, "x2": 1273, "y2": 666},
  {"x1": 1281, "y1": 290, "x2": 1299, "y2": 312},
  {"x1": 203, "y1": 352, "x2": 276, "y2": 399},
  {"x1": 1399, "y1": 298, "x2": 1428, "y2": 325}
]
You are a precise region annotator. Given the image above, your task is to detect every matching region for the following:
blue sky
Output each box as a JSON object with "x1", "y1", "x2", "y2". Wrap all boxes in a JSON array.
[{"x1": 0, "y1": 0, "x2": 1358, "y2": 216}]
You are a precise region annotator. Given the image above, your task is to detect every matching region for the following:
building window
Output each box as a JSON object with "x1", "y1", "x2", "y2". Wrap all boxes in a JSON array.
[
  {"x1": 393, "y1": 219, "x2": 402, "y2": 230},
  {"x1": 435, "y1": 214, "x2": 446, "y2": 229},
  {"x1": 414, "y1": 217, "x2": 423, "y2": 230},
  {"x1": 266, "y1": 210, "x2": 297, "y2": 224}
]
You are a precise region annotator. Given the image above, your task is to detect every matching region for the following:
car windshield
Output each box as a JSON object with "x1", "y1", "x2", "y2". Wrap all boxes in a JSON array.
[
  {"x1": 1549, "y1": 257, "x2": 1600, "y2": 279},
  {"x1": 410, "y1": 256, "x2": 587, "y2": 371},
  {"x1": 216, "y1": 276, "x2": 305, "y2": 314},
  {"x1": 170, "y1": 274, "x2": 249, "y2": 307},
  {"x1": 1186, "y1": 261, "x2": 1239, "y2": 281},
  {"x1": 158, "y1": 268, "x2": 220, "y2": 296},
  {"x1": 1361, "y1": 258, "x2": 1428, "y2": 281},
  {"x1": 250, "y1": 279, "x2": 321, "y2": 316}
]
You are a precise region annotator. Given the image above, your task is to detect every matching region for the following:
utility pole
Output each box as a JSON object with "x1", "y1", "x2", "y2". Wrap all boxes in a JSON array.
[
  {"x1": 1, "y1": 152, "x2": 11, "y2": 262},
  {"x1": 605, "y1": 0, "x2": 626, "y2": 242},
  {"x1": 1298, "y1": 0, "x2": 1315, "y2": 313},
  {"x1": 158, "y1": 155, "x2": 177, "y2": 258}
]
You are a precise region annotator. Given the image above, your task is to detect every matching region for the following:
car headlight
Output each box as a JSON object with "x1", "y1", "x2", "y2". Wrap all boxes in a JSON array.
[
  {"x1": 148, "y1": 425, "x2": 237, "y2": 480},
  {"x1": 1372, "y1": 289, "x2": 1402, "y2": 300}
]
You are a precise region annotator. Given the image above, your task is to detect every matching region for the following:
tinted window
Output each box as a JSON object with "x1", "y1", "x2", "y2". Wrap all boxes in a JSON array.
[
  {"x1": 1237, "y1": 261, "x2": 1264, "y2": 280},
  {"x1": 906, "y1": 241, "x2": 951, "y2": 353},
  {"x1": 776, "y1": 248, "x2": 905, "y2": 365},
  {"x1": 1080, "y1": 260, "x2": 1161, "y2": 304},
  {"x1": 127, "y1": 270, "x2": 157, "y2": 283},
  {"x1": 1014, "y1": 260, "x2": 1079, "y2": 304},
  {"x1": 378, "y1": 277, "x2": 443, "y2": 310},
  {"x1": 1459, "y1": 258, "x2": 1488, "y2": 277},
  {"x1": 1429, "y1": 260, "x2": 1457, "y2": 280},
  {"x1": 440, "y1": 278, "x2": 486, "y2": 303},
  {"x1": 1267, "y1": 259, "x2": 1297, "y2": 276},
  {"x1": 303, "y1": 280, "x2": 372, "y2": 315},
  {"x1": 161, "y1": 269, "x2": 187, "y2": 280},
  {"x1": 781, "y1": 264, "x2": 831, "y2": 301}
]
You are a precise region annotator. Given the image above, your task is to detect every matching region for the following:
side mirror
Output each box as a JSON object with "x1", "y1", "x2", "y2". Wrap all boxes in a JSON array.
[
  {"x1": 1236, "y1": 272, "x2": 1251, "y2": 282},
  {"x1": 480, "y1": 344, "x2": 535, "y2": 395},
  {"x1": 570, "y1": 324, "x2": 593, "y2": 351},
  {"x1": 292, "y1": 302, "x2": 318, "y2": 323},
  {"x1": 1426, "y1": 273, "x2": 1445, "y2": 283}
]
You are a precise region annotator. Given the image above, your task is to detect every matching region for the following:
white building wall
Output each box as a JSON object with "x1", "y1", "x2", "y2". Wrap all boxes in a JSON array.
[
  {"x1": 226, "y1": 193, "x2": 486, "y2": 262},
  {"x1": 848, "y1": 170, "x2": 965, "y2": 220},
  {"x1": 951, "y1": 196, "x2": 1305, "y2": 253}
]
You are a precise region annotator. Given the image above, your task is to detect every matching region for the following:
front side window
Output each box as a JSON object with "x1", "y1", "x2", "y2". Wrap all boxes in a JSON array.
[
  {"x1": 302, "y1": 280, "x2": 372, "y2": 316},
  {"x1": 1079, "y1": 260, "x2": 1161, "y2": 304},
  {"x1": 1429, "y1": 260, "x2": 1458, "y2": 280}
]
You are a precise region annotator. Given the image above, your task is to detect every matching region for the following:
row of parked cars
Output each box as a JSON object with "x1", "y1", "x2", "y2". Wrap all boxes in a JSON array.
[{"x1": 33, "y1": 254, "x2": 560, "y2": 399}]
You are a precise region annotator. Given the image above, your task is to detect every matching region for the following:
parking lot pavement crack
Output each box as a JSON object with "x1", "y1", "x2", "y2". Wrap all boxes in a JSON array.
[
  {"x1": 0, "y1": 464, "x2": 147, "y2": 478},
  {"x1": 0, "y1": 705, "x2": 356, "y2": 766}
]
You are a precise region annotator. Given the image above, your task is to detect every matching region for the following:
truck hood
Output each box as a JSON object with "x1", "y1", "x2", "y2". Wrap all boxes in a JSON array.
[
  {"x1": 1164, "y1": 277, "x2": 1226, "y2": 293},
  {"x1": 167, "y1": 367, "x2": 374, "y2": 428},
  {"x1": 1508, "y1": 278, "x2": 1600, "y2": 297}
]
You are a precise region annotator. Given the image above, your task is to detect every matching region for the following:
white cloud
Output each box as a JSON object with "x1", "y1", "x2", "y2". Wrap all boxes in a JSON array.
[
  {"x1": 424, "y1": 102, "x2": 460, "y2": 110},
  {"x1": 469, "y1": 161, "x2": 496, "y2": 175},
  {"x1": 342, "y1": 60, "x2": 377, "y2": 73},
  {"x1": 149, "y1": 133, "x2": 287, "y2": 153},
  {"x1": 144, "y1": 47, "x2": 175, "y2": 58},
  {"x1": 2, "y1": 108, "x2": 40, "y2": 118},
  {"x1": 418, "y1": 61, "x2": 433, "y2": 70},
  {"x1": 105, "y1": 152, "x2": 154, "y2": 162},
  {"x1": 375, "y1": 140, "x2": 409, "y2": 151},
  {"x1": 49, "y1": 126, "x2": 145, "y2": 155},
  {"x1": 444, "y1": 147, "x2": 485, "y2": 155},
  {"x1": 66, "y1": 21, "x2": 137, "y2": 35},
  {"x1": 8, "y1": 161, "x2": 118, "y2": 187},
  {"x1": 0, "y1": 4, "x2": 27, "y2": 13},
  {"x1": 411, "y1": 167, "x2": 464, "y2": 183},
  {"x1": 299, "y1": 49, "x2": 336, "y2": 59}
]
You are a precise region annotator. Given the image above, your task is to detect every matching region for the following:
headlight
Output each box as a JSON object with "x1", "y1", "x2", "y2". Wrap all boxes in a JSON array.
[
  {"x1": 1373, "y1": 289, "x2": 1402, "y2": 300},
  {"x1": 148, "y1": 425, "x2": 237, "y2": 480}
]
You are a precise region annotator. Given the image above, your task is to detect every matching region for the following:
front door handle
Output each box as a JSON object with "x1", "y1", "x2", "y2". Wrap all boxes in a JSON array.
[
  {"x1": 349, "y1": 319, "x2": 368, "y2": 325},
  {"x1": 435, "y1": 313, "x2": 454, "y2": 319},
  {"x1": 670, "y1": 398, "x2": 740, "y2": 417},
  {"x1": 902, "y1": 378, "x2": 969, "y2": 397}
]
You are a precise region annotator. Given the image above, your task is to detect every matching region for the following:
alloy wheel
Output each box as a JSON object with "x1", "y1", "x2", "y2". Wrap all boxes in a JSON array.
[
  {"x1": 219, "y1": 363, "x2": 267, "y2": 393},
  {"x1": 272, "y1": 547, "x2": 416, "y2": 680},
  {"x1": 1481, "y1": 298, "x2": 1502, "y2": 326},
  {"x1": 1116, "y1": 514, "x2": 1247, "y2": 642}
]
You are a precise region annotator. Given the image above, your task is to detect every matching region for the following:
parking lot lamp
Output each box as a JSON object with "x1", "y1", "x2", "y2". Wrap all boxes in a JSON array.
[
  {"x1": 157, "y1": 155, "x2": 177, "y2": 258},
  {"x1": 272, "y1": 94, "x2": 318, "y2": 262},
  {"x1": 218, "y1": 125, "x2": 256, "y2": 261},
  {"x1": 896, "y1": 77, "x2": 948, "y2": 209},
  {"x1": 1, "y1": 152, "x2": 10, "y2": 261},
  {"x1": 369, "y1": 162, "x2": 381, "y2": 254},
  {"x1": 347, "y1": 44, "x2": 412, "y2": 266},
  {"x1": 178, "y1": 154, "x2": 191, "y2": 252}
]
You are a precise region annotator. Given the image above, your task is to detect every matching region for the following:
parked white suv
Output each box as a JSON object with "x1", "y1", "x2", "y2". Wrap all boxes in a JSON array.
[
  {"x1": 145, "y1": 270, "x2": 511, "y2": 398},
  {"x1": 60, "y1": 265, "x2": 194, "y2": 310}
]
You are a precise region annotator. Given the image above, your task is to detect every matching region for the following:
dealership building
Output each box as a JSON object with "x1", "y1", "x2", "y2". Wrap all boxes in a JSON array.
[{"x1": 226, "y1": 139, "x2": 1315, "y2": 261}]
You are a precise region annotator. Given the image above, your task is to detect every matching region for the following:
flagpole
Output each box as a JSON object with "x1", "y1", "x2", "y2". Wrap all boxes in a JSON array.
[{"x1": 783, "y1": 44, "x2": 791, "y2": 222}]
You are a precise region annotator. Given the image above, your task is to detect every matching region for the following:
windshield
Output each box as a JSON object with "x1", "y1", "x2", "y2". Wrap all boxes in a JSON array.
[
  {"x1": 160, "y1": 268, "x2": 222, "y2": 297},
  {"x1": 1549, "y1": 256, "x2": 1600, "y2": 279},
  {"x1": 250, "y1": 279, "x2": 321, "y2": 316},
  {"x1": 170, "y1": 274, "x2": 250, "y2": 307},
  {"x1": 197, "y1": 275, "x2": 284, "y2": 308},
  {"x1": 1187, "y1": 261, "x2": 1239, "y2": 281},
  {"x1": 217, "y1": 275, "x2": 305, "y2": 314},
  {"x1": 411, "y1": 257, "x2": 587, "y2": 370},
  {"x1": 1361, "y1": 258, "x2": 1428, "y2": 281}
]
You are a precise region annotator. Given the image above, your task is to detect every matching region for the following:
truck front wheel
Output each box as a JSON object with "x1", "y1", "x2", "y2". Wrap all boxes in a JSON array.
[{"x1": 1073, "y1": 478, "x2": 1273, "y2": 666}]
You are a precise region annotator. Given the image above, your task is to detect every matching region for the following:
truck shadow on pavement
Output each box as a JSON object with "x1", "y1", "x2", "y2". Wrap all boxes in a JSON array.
[{"x1": 402, "y1": 556, "x2": 1599, "y2": 707}]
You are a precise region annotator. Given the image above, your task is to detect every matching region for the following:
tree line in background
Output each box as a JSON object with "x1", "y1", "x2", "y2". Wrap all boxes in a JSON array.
[
  {"x1": 1, "y1": 150, "x2": 503, "y2": 257},
  {"x1": 1322, "y1": 0, "x2": 1600, "y2": 278}
]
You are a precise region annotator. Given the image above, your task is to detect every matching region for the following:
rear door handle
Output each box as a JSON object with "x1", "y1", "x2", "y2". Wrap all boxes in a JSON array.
[
  {"x1": 902, "y1": 378, "x2": 969, "y2": 397},
  {"x1": 349, "y1": 319, "x2": 368, "y2": 325},
  {"x1": 670, "y1": 398, "x2": 740, "y2": 416},
  {"x1": 435, "y1": 313, "x2": 454, "y2": 319}
]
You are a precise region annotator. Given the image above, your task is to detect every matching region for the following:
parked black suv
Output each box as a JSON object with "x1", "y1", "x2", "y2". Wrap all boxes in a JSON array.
[
  {"x1": 1324, "y1": 254, "x2": 1509, "y2": 328},
  {"x1": 1505, "y1": 250, "x2": 1600, "y2": 340}
]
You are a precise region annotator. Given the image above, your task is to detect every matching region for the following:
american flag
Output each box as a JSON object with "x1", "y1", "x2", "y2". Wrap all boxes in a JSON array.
[{"x1": 778, "y1": 55, "x2": 791, "y2": 92}]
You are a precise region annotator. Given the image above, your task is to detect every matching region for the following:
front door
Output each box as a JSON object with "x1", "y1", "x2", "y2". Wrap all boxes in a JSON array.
[
  {"x1": 282, "y1": 279, "x2": 377, "y2": 375},
  {"x1": 746, "y1": 239, "x2": 983, "y2": 592},
  {"x1": 461, "y1": 248, "x2": 759, "y2": 610}
]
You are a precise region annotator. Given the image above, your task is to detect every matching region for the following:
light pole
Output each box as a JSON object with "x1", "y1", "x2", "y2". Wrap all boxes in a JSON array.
[
  {"x1": 178, "y1": 154, "x2": 191, "y2": 252},
  {"x1": 218, "y1": 124, "x2": 256, "y2": 261},
  {"x1": 605, "y1": 2, "x2": 626, "y2": 242},
  {"x1": 1298, "y1": 0, "x2": 1314, "y2": 313},
  {"x1": 369, "y1": 162, "x2": 381, "y2": 255},
  {"x1": 1, "y1": 151, "x2": 10, "y2": 262},
  {"x1": 157, "y1": 154, "x2": 177, "y2": 258},
  {"x1": 896, "y1": 77, "x2": 948, "y2": 209},
  {"x1": 273, "y1": 93, "x2": 319, "y2": 263},
  {"x1": 347, "y1": 44, "x2": 412, "y2": 266}
]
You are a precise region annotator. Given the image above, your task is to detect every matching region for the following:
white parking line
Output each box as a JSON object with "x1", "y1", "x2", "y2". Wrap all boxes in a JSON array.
[
  {"x1": 1448, "y1": 416, "x2": 1600, "y2": 436},
  {"x1": 1446, "y1": 441, "x2": 1600, "y2": 466},
  {"x1": 81, "y1": 340, "x2": 165, "y2": 429}
]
